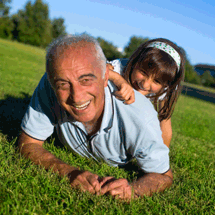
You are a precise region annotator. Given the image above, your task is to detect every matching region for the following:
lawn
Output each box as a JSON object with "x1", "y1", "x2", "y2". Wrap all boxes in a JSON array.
[{"x1": 0, "y1": 38, "x2": 214, "y2": 214}]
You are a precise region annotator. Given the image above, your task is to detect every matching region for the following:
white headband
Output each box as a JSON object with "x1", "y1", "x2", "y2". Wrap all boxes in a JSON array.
[{"x1": 147, "y1": 42, "x2": 181, "y2": 70}]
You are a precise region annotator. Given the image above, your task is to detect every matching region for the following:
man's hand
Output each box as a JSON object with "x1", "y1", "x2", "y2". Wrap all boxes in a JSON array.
[
  {"x1": 99, "y1": 177, "x2": 134, "y2": 200},
  {"x1": 69, "y1": 170, "x2": 101, "y2": 194},
  {"x1": 98, "y1": 170, "x2": 173, "y2": 200}
]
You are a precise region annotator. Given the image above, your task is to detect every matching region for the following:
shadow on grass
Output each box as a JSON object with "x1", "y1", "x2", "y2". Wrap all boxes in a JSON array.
[
  {"x1": 0, "y1": 93, "x2": 60, "y2": 147},
  {"x1": 0, "y1": 93, "x2": 31, "y2": 142},
  {"x1": 181, "y1": 85, "x2": 215, "y2": 103}
]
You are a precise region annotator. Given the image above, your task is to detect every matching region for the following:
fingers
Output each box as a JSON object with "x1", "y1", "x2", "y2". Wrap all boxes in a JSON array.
[
  {"x1": 114, "y1": 89, "x2": 135, "y2": 104},
  {"x1": 99, "y1": 176, "x2": 115, "y2": 188},
  {"x1": 114, "y1": 83, "x2": 135, "y2": 105},
  {"x1": 123, "y1": 93, "x2": 135, "y2": 105},
  {"x1": 107, "y1": 63, "x2": 114, "y2": 71},
  {"x1": 70, "y1": 172, "x2": 135, "y2": 200},
  {"x1": 87, "y1": 174, "x2": 101, "y2": 193},
  {"x1": 100, "y1": 178, "x2": 133, "y2": 200},
  {"x1": 69, "y1": 170, "x2": 100, "y2": 194},
  {"x1": 109, "y1": 185, "x2": 132, "y2": 200},
  {"x1": 100, "y1": 178, "x2": 128, "y2": 194}
]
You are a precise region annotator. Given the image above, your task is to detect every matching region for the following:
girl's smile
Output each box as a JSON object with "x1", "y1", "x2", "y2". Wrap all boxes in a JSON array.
[{"x1": 131, "y1": 69, "x2": 163, "y2": 96}]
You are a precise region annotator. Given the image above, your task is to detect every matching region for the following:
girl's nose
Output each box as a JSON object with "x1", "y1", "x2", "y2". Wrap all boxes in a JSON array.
[{"x1": 142, "y1": 79, "x2": 151, "y2": 90}]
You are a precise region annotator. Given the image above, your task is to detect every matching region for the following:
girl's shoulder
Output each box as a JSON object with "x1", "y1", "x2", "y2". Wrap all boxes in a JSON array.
[
  {"x1": 107, "y1": 59, "x2": 122, "y2": 75},
  {"x1": 108, "y1": 59, "x2": 129, "y2": 76}
]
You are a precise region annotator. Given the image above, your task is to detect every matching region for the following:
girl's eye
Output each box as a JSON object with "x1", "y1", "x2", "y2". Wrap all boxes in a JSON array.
[
  {"x1": 154, "y1": 79, "x2": 161, "y2": 84},
  {"x1": 141, "y1": 71, "x2": 148, "y2": 76}
]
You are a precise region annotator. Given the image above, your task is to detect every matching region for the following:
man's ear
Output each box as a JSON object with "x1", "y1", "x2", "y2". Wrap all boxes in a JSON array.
[{"x1": 104, "y1": 64, "x2": 109, "y2": 87}]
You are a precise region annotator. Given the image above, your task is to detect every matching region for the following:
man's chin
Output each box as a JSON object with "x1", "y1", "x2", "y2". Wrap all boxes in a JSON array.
[{"x1": 70, "y1": 112, "x2": 95, "y2": 124}]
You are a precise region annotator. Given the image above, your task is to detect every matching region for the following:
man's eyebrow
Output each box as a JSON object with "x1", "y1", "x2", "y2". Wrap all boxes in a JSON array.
[
  {"x1": 53, "y1": 78, "x2": 67, "y2": 83},
  {"x1": 78, "y1": 74, "x2": 97, "y2": 79}
]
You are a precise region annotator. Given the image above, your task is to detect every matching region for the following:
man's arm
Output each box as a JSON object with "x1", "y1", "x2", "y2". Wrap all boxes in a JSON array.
[
  {"x1": 18, "y1": 131, "x2": 101, "y2": 194},
  {"x1": 132, "y1": 169, "x2": 173, "y2": 197},
  {"x1": 99, "y1": 169, "x2": 173, "y2": 200}
]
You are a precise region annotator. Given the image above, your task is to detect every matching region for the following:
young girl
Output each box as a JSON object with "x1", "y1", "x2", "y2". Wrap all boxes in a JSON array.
[{"x1": 108, "y1": 38, "x2": 185, "y2": 148}]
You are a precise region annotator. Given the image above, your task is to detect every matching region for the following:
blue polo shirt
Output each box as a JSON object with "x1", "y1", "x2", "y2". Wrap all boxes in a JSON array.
[{"x1": 21, "y1": 73, "x2": 169, "y2": 174}]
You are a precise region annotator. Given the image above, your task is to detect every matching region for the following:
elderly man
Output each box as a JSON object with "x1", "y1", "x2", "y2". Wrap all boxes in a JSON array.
[{"x1": 18, "y1": 34, "x2": 173, "y2": 200}]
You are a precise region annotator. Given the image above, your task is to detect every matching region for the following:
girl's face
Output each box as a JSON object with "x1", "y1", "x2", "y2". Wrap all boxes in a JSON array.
[{"x1": 131, "y1": 69, "x2": 163, "y2": 96}]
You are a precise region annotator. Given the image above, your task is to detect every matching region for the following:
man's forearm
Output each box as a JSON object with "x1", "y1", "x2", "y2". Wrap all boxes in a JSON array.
[
  {"x1": 19, "y1": 134, "x2": 101, "y2": 194},
  {"x1": 19, "y1": 142, "x2": 78, "y2": 177},
  {"x1": 131, "y1": 170, "x2": 173, "y2": 197}
]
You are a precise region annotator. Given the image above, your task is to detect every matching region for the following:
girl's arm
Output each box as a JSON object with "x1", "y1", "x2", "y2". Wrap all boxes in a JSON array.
[
  {"x1": 108, "y1": 63, "x2": 135, "y2": 104},
  {"x1": 160, "y1": 118, "x2": 172, "y2": 148},
  {"x1": 159, "y1": 101, "x2": 172, "y2": 148}
]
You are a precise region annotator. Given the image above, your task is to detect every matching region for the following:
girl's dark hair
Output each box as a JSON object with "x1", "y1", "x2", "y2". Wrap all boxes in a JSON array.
[{"x1": 123, "y1": 38, "x2": 185, "y2": 121}]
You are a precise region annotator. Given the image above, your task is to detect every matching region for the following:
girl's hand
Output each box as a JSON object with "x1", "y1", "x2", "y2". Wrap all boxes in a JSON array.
[
  {"x1": 108, "y1": 63, "x2": 135, "y2": 104},
  {"x1": 107, "y1": 63, "x2": 114, "y2": 71},
  {"x1": 114, "y1": 82, "x2": 135, "y2": 105}
]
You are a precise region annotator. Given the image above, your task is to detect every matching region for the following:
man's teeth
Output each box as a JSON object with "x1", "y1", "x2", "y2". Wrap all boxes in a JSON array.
[{"x1": 74, "y1": 101, "x2": 91, "y2": 110}]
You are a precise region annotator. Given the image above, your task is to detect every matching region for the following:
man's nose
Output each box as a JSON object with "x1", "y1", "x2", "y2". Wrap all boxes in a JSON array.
[{"x1": 69, "y1": 84, "x2": 84, "y2": 103}]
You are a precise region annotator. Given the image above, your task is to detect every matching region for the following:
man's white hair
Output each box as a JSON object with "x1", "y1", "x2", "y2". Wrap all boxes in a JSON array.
[{"x1": 46, "y1": 33, "x2": 107, "y2": 77}]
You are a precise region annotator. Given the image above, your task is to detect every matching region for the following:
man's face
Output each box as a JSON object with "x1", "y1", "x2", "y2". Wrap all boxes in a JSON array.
[{"x1": 48, "y1": 46, "x2": 109, "y2": 126}]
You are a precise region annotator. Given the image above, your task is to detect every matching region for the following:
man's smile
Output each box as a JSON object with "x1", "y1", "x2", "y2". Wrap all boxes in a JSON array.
[{"x1": 73, "y1": 100, "x2": 91, "y2": 110}]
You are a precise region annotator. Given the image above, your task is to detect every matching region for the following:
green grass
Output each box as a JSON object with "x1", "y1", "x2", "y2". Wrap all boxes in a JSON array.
[
  {"x1": 0, "y1": 38, "x2": 215, "y2": 214},
  {"x1": 0, "y1": 38, "x2": 45, "y2": 98}
]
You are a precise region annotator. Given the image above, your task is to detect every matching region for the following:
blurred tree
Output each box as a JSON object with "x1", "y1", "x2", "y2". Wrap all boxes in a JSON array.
[
  {"x1": 184, "y1": 59, "x2": 201, "y2": 85},
  {"x1": 123, "y1": 36, "x2": 149, "y2": 58},
  {"x1": 201, "y1": 70, "x2": 215, "y2": 87},
  {"x1": 0, "y1": 0, "x2": 14, "y2": 39},
  {"x1": 0, "y1": 0, "x2": 11, "y2": 16},
  {"x1": 97, "y1": 37, "x2": 123, "y2": 60},
  {"x1": 179, "y1": 47, "x2": 201, "y2": 85},
  {"x1": 51, "y1": 17, "x2": 66, "y2": 39},
  {"x1": 14, "y1": 0, "x2": 52, "y2": 47}
]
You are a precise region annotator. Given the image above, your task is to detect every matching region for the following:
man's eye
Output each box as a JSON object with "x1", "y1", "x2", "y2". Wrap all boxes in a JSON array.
[
  {"x1": 81, "y1": 79, "x2": 93, "y2": 85},
  {"x1": 56, "y1": 83, "x2": 70, "y2": 90}
]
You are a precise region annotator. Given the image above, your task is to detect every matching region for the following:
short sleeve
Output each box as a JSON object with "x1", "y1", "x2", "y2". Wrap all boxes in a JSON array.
[
  {"x1": 135, "y1": 118, "x2": 170, "y2": 174},
  {"x1": 21, "y1": 73, "x2": 56, "y2": 140}
]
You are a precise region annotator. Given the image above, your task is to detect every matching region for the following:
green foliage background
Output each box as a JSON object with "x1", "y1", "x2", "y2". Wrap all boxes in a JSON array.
[{"x1": 0, "y1": 0, "x2": 66, "y2": 47}]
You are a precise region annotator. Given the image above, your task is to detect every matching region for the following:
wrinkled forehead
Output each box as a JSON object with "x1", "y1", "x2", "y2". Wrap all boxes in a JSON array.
[{"x1": 47, "y1": 45, "x2": 105, "y2": 83}]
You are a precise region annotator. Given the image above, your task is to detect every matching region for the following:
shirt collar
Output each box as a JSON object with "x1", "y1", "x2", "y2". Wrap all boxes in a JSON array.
[{"x1": 99, "y1": 85, "x2": 114, "y2": 134}]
